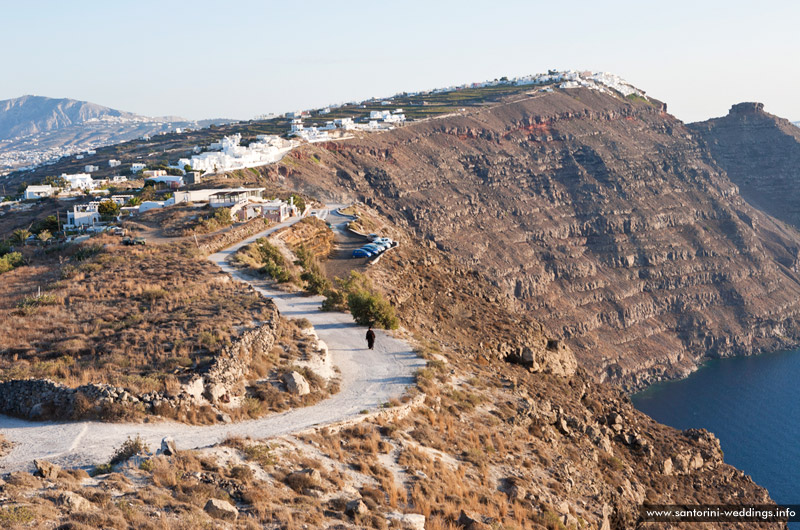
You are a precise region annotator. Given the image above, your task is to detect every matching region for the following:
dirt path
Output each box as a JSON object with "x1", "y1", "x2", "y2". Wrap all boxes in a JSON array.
[{"x1": 0, "y1": 207, "x2": 424, "y2": 472}]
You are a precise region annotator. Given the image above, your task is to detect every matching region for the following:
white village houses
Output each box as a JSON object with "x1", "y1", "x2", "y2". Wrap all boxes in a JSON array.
[{"x1": 24, "y1": 185, "x2": 55, "y2": 200}]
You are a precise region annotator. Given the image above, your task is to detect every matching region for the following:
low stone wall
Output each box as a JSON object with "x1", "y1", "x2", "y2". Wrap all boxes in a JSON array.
[
  {"x1": 185, "y1": 305, "x2": 280, "y2": 404},
  {"x1": 199, "y1": 218, "x2": 271, "y2": 256}
]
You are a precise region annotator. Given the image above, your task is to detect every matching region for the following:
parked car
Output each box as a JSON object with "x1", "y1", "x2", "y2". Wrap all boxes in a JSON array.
[
  {"x1": 133, "y1": 237, "x2": 146, "y2": 246},
  {"x1": 372, "y1": 237, "x2": 392, "y2": 245},
  {"x1": 352, "y1": 248, "x2": 375, "y2": 258},
  {"x1": 361, "y1": 243, "x2": 385, "y2": 253}
]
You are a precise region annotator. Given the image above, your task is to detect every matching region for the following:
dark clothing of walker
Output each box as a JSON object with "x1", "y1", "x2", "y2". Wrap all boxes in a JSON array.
[{"x1": 366, "y1": 328, "x2": 376, "y2": 350}]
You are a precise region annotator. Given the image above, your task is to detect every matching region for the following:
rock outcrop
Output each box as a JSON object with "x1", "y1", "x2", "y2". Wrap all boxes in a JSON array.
[
  {"x1": 281, "y1": 88, "x2": 800, "y2": 390},
  {"x1": 691, "y1": 102, "x2": 800, "y2": 230}
]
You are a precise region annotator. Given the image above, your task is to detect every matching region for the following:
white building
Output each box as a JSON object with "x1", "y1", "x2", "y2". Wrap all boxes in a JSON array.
[
  {"x1": 75, "y1": 154, "x2": 85, "y2": 160},
  {"x1": 66, "y1": 203, "x2": 101, "y2": 227},
  {"x1": 178, "y1": 134, "x2": 294, "y2": 174},
  {"x1": 86, "y1": 150, "x2": 96, "y2": 155},
  {"x1": 208, "y1": 188, "x2": 265, "y2": 208},
  {"x1": 61, "y1": 173, "x2": 96, "y2": 190},
  {"x1": 24, "y1": 185, "x2": 55, "y2": 200},
  {"x1": 84, "y1": 165, "x2": 99, "y2": 173},
  {"x1": 131, "y1": 163, "x2": 147, "y2": 173},
  {"x1": 110, "y1": 175, "x2": 128, "y2": 183},
  {"x1": 108, "y1": 159, "x2": 121, "y2": 168},
  {"x1": 139, "y1": 198, "x2": 175, "y2": 213},
  {"x1": 145, "y1": 175, "x2": 183, "y2": 189},
  {"x1": 334, "y1": 118, "x2": 355, "y2": 130},
  {"x1": 110, "y1": 195, "x2": 134, "y2": 205}
]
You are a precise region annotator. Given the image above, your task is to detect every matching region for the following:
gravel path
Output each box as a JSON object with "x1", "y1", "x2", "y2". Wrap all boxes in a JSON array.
[{"x1": 0, "y1": 209, "x2": 424, "y2": 472}]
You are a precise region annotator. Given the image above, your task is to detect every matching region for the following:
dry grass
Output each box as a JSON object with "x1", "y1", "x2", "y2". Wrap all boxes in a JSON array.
[{"x1": 0, "y1": 235, "x2": 275, "y2": 394}]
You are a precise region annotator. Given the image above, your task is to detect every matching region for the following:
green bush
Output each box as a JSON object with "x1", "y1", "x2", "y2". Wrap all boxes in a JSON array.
[
  {"x1": 347, "y1": 289, "x2": 399, "y2": 329},
  {"x1": 295, "y1": 245, "x2": 330, "y2": 294},
  {"x1": 0, "y1": 252, "x2": 23, "y2": 274},
  {"x1": 321, "y1": 288, "x2": 347, "y2": 311},
  {"x1": 255, "y1": 239, "x2": 293, "y2": 283},
  {"x1": 98, "y1": 200, "x2": 121, "y2": 221}
]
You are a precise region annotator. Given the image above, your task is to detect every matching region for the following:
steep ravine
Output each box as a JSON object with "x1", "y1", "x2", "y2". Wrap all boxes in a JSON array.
[{"x1": 273, "y1": 87, "x2": 800, "y2": 392}]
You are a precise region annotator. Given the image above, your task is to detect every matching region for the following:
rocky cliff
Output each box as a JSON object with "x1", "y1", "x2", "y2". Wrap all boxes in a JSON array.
[
  {"x1": 275, "y1": 87, "x2": 800, "y2": 390},
  {"x1": 690, "y1": 102, "x2": 800, "y2": 229}
]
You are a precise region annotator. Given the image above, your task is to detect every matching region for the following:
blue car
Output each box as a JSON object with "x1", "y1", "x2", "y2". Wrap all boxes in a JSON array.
[{"x1": 352, "y1": 248, "x2": 376, "y2": 258}]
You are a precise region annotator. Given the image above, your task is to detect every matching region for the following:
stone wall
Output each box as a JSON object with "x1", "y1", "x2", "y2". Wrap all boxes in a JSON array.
[{"x1": 199, "y1": 217, "x2": 271, "y2": 256}]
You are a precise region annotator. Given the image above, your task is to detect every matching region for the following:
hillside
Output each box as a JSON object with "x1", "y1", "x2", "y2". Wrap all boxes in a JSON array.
[
  {"x1": 0, "y1": 95, "x2": 145, "y2": 139},
  {"x1": 270, "y1": 87, "x2": 800, "y2": 391},
  {"x1": 0, "y1": 95, "x2": 229, "y2": 173},
  {"x1": 691, "y1": 102, "x2": 800, "y2": 229}
]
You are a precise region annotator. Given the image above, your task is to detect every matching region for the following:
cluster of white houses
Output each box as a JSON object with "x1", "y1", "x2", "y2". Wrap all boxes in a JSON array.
[
  {"x1": 178, "y1": 134, "x2": 295, "y2": 174},
  {"x1": 289, "y1": 109, "x2": 405, "y2": 142},
  {"x1": 63, "y1": 187, "x2": 300, "y2": 228},
  {"x1": 23, "y1": 172, "x2": 130, "y2": 200}
]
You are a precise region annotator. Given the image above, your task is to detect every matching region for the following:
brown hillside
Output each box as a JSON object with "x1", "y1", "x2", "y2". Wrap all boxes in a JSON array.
[{"x1": 274, "y1": 88, "x2": 800, "y2": 390}]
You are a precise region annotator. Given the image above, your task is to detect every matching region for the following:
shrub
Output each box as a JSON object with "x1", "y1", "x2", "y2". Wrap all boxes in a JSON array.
[
  {"x1": 0, "y1": 251, "x2": 23, "y2": 274},
  {"x1": 295, "y1": 245, "x2": 331, "y2": 295},
  {"x1": 0, "y1": 506, "x2": 35, "y2": 525},
  {"x1": 73, "y1": 244, "x2": 103, "y2": 262},
  {"x1": 347, "y1": 289, "x2": 398, "y2": 329},
  {"x1": 98, "y1": 199, "x2": 121, "y2": 221},
  {"x1": 255, "y1": 239, "x2": 293, "y2": 282},
  {"x1": 110, "y1": 435, "x2": 150, "y2": 465},
  {"x1": 321, "y1": 288, "x2": 347, "y2": 312}
]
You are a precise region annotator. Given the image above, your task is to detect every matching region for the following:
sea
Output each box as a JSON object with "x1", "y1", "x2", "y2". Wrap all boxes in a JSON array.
[{"x1": 632, "y1": 348, "x2": 800, "y2": 528}]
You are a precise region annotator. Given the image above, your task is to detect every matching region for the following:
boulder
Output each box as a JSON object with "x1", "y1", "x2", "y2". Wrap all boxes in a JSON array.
[
  {"x1": 386, "y1": 512, "x2": 426, "y2": 530},
  {"x1": 288, "y1": 468, "x2": 322, "y2": 489},
  {"x1": 662, "y1": 457, "x2": 673, "y2": 476},
  {"x1": 182, "y1": 377, "x2": 205, "y2": 401},
  {"x1": 204, "y1": 498, "x2": 238, "y2": 520},
  {"x1": 283, "y1": 371, "x2": 310, "y2": 396},
  {"x1": 160, "y1": 436, "x2": 177, "y2": 456},
  {"x1": 204, "y1": 383, "x2": 229, "y2": 404},
  {"x1": 59, "y1": 491, "x2": 94, "y2": 512},
  {"x1": 345, "y1": 499, "x2": 368, "y2": 517},
  {"x1": 457, "y1": 510, "x2": 490, "y2": 530},
  {"x1": 600, "y1": 503, "x2": 612, "y2": 530},
  {"x1": 34, "y1": 459, "x2": 61, "y2": 480}
]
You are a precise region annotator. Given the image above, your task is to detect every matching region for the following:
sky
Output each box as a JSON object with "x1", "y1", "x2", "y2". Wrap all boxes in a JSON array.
[{"x1": 2, "y1": 0, "x2": 798, "y2": 123}]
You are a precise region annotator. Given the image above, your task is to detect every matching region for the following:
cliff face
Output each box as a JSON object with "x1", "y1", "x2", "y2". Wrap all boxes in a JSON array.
[
  {"x1": 690, "y1": 102, "x2": 800, "y2": 229},
  {"x1": 277, "y1": 88, "x2": 800, "y2": 390}
]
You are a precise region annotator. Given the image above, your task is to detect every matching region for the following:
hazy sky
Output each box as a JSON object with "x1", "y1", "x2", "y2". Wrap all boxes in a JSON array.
[{"x1": 2, "y1": 0, "x2": 798, "y2": 123}]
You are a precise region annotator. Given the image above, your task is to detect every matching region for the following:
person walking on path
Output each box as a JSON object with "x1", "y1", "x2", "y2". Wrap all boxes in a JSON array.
[{"x1": 366, "y1": 326, "x2": 376, "y2": 350}]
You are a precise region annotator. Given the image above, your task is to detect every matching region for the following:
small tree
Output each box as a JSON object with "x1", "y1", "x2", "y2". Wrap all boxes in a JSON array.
[
  {"x1": 347, "y1": 289, "x2": 399, "y2": 329},
  {"x1": 98, "y1": 200, "x2": 121, "y2": 221},
  {"x1": 38, "y1": 230, "x2": 52, "y2": 244},
  {"x1": 12, "y1": 228, "x2": 31, "y2": 245}
]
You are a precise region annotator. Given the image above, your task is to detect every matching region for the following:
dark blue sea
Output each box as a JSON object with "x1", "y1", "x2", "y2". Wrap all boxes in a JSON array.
[{"x1": 632, "y1": 348, "x2": 800, "y2": 527}]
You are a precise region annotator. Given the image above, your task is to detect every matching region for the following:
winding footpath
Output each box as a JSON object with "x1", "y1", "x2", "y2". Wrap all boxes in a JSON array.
[{"x1": 0, "y1": 208, "x2": 424, "y2": 472}]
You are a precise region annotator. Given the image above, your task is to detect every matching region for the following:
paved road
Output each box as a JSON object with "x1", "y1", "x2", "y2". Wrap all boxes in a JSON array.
[{"x1": 0, "y1": 208, "x2": 424, "y2": 471}]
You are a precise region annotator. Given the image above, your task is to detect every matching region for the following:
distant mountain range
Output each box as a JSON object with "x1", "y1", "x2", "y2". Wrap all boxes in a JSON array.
[{"x1": 0, "y1": 95, "x2": 232, "y2": 173}]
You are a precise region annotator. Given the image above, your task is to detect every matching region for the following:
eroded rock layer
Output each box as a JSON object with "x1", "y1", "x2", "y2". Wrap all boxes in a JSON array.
[
  {"x1": 691, "y1": 102, "x2": 800, "y2": 229},
  {"x1": 280, "y1": 88, "x2": 800, "y2": 390}
]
